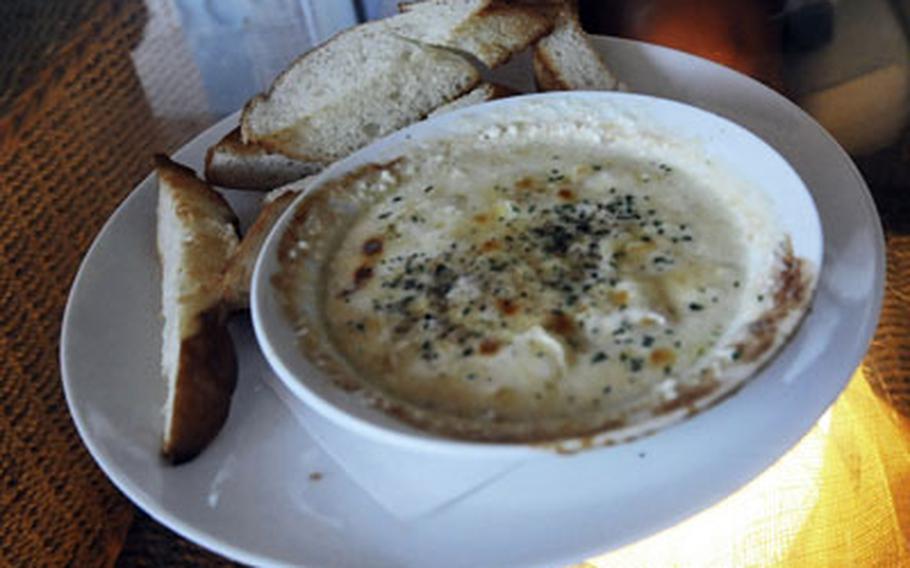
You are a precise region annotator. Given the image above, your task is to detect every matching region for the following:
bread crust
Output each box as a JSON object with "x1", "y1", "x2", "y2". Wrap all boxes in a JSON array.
[
  {"x1": 155, "y1": 154, "x2": 240, "y2": 464},
  {"x1": 239, "y1": 23, "x2": 374, "y2": 155},
  {"x1": 532, "y1": 47, "x2": 566, "y2": 91},
  {"x1": 240, "y1": 2, "x2": 558, "y2": 161},
  {"x1": 398, "y1": 1, "x2": 560, "y2": 67},
  {"x1": 452, "y1": 1, "x2": 558, "y2": 68},
  {"x1": 241, "y1": 29, "x2": 481, "y2": 162},
  {"x1": 156, "y1": 155, "x2": 241, "y2": 226},
  {"x1": 222, "y1": 189, "x2": 299, "y2": 310},
  {"x1": 163, "y1": 308, "x2": 238, "y2": 464},
  {"x1": 427, "y1": 81, "x2": 516, "y2": 117},
  {"x1": 531, "y1": 2, "x2": 621, "y2": 92},
  {"x1": 204, "y1": 128, "x2": 321, "y2": 191}
]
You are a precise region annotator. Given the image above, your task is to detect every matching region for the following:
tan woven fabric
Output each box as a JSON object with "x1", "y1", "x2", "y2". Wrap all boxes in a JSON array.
[
  {"x1": 115, "y1": 511, "x2": 239, "y2": 568},
  {"x1": 583, "y1": 374, "x2": 910, "y2": 567},
  {"x1": 0, "y1": 2, "x2": 141, "y2": 563},
  {"x1": 0, "y1": 1, "x2": 224, "y2": 565},
  {"x1": 1, "y1": 0, "x2": 908, "y2": 565},
  {"x1": 0, "y1": 2, "x2": 103, "y2": 115},
  {"x1": 866, "y1": 234, "x2": 910, "y2": 417}
]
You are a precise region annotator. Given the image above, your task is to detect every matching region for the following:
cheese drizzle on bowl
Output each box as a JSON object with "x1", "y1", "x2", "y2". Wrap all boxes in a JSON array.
[{"x1": 272, "y1": 107, "x2": 814, "y2": 443}]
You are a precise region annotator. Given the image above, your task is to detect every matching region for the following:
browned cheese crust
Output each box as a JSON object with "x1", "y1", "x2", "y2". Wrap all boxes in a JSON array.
[{"x1": 735, "y1": 239, "x2": 812, "y2": 364}]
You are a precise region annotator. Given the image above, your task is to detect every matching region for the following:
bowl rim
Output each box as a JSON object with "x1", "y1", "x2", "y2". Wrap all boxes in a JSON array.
[{"x1": 250, "y1": 90, "x2": 824, "y2": 458}]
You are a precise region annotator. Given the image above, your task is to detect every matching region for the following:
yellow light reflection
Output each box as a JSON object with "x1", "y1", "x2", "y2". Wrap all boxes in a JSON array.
[{"x1": 579, "y1": 370, "x2": 910, "y2": 567}]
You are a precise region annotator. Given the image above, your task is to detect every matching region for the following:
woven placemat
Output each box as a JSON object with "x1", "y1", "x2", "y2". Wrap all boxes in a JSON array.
[
  {"x1": 865, "y1": 234, "x2": 910, "y2": 418},
  {"x1": 0, "y1": 1, "x2": 225, "y2": 565},
  {"x1": 0, "y1": 2, "x2": 147, "y2": 565},
  {"x1": 115, "y1": 511, "x2": 238, "y2": 568}
]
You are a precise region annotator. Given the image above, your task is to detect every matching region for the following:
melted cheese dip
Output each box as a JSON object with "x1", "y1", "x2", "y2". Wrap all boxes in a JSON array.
[
  {"x1": 319, "y1": 136, "x2": 761, "y2": 436},
  {"x1": 272, "y1": 106, "x2": 808, "y2": 442}
]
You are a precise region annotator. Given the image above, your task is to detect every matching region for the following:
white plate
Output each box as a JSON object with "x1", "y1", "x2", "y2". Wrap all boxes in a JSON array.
[{"x1": 61, "y1": 37, "x2": 884, "y2": 567}]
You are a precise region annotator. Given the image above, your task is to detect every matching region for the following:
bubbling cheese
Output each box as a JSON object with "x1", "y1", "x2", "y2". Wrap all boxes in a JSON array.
[
  {"x1": 273, "y1": 115, "x2": 805, "y2": 443},
  {"x1": 323, "y1": 138, "x2": 757, "y2": 434}
]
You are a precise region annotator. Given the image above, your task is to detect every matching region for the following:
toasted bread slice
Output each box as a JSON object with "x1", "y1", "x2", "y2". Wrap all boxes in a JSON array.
[
  {"x1": 156, "y1": 155, "x2": 240, "y2": 464},
  {"x1": 204, "y1": 128, "x2": 322, "y2": 191},
  {"x1": 221, "y1": 179, "x2": 309, "y2": 310},
  {"x1": 427, "y1": 82, "x2": 516, "y2": 118},
  {"x1": 241, "y1": 24, "x2": 481, "y2": 162},
  {"x1": 392, "y1": 0, "x2": 558, "y2": 68},
  {"x1": 532, "y1": 1, "x2": 621, "y2": 92}
]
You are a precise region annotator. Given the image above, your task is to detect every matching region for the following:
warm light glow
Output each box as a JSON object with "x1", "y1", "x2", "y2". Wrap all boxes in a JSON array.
[
  {"x1": 578, "y1": 369, "x2": 910, "y2": 567},
  {"x1": 583, "y1": 414, "x2": 827, "y2": 566}
]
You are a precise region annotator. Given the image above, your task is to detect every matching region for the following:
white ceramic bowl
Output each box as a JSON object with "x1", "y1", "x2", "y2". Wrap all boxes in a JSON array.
[{"x1": 251, "y1": 92, "x2": 823, "y2": 458}]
